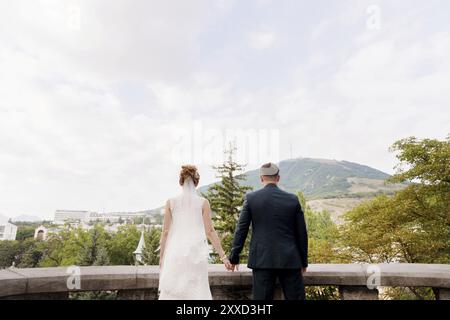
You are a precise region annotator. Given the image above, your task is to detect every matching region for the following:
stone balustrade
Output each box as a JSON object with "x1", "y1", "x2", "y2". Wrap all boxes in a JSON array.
[{"x1": 0, "y1": 264, "x2": 449, "y2": 300}]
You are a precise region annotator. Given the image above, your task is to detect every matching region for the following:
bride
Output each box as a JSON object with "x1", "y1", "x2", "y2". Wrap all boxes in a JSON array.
[{"x1": 158, "y1": 165, "x2": 232, "y2": 300}]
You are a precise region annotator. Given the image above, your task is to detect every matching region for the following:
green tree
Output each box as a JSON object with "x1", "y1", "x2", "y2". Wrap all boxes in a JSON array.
[
  {"x1": 389, "y1": 136, "x2": 450, "y2": 186},
  {"x1": 0, "y1": 238, "x2": 47, "y2": 268},
  {"x1": 142, "y1": 227, "x2": 162, "y2": 265},
  {"x1": 40, "y1": 224, "x2": 87, "y2": 267},
  {"x1": 339, "y1": 136, "x2": 450, "y2": 299},
  {"x1": 77, "y1": 225, "x2": 111, "y2": 266},
  {"x1": 15, "y1": 226, "x2": 36, "y2": 241},
  {"x1": 298, "y1": 193, "x2": 342, "y2": 300},
  {"x1": 202, "y1": 144, "x2": 252, "y2": 262},
  {"x1": 71, "y1": 225, "x2": 114, "y2": 300},
  {"x1": 39, "y1": 224, "x2": 111, "y2": 267},
  {"x1": 108, "y1": 224, "x2": 141, "y2": 265},
  {"x1": 340, "y1": 136, "x2": 450, "y2": 264},
  {"x1": 16, "y1": 238, "x2": 46, "y2": 268},
  {"x1": 67, "y1": 225, "x2": 115, "y2": 300},
  {"x1": 298, "y1": 193, "x2": 342, "y2": 264},
  {"x1": 0, "y1": 240, "x2": 20, "y2": 268},
  {"x1": 38, "y1": 227, "x2": 74, "y2": 267}
]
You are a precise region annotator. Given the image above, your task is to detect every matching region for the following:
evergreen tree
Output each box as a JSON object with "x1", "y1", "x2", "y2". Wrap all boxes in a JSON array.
[
  {"x1": 142, "y1": 227, "x2": 162, "y2": 265},
  {"x1": 108, "y1": 224, "x2": 141, "y2": 265},
  {"x1": 77, "y1": 225, "x2": 110, "y2": 266},
  {"x1": 71, "y1": 225, "x2": 113, "y2": 299},
  {"x1": 202, "y1": 144, "x2": 252, "y2": 262}
]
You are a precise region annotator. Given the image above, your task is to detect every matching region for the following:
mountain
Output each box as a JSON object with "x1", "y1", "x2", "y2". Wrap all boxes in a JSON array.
[
  {"x1": 198, "y1": 158, "x2": 405, "y2": 221},
  {"x1": 241, "y1": 158, "x2": 394, "y2": 197},
  {"x1": 200, "y1": 158, "x2": 400, "y2": 198},
  {"x1": 0, "y1": 213, "x2": 45, "y2": 223}
]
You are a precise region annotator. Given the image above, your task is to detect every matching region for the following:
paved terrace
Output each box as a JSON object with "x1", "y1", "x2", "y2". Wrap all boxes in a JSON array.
[{"x1": 1, "y1": 264, "x2": 449, "y2": 300}]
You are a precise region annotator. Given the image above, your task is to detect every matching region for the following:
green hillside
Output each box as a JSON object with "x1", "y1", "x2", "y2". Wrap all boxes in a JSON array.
[
  {"x1": 200, "y1": 158, "x2": 401, "y2": 199},
  {"x1": 197, "y1": 158, "x2": 405, "y2": 221}
]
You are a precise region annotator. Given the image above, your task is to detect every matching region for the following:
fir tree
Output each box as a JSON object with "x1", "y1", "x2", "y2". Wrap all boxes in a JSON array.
[
  {"x1": 142, "y1": 227, "x2": 162, "y2": 265},
  {"x1": 202, "y1": 143, "x2": 252, "y2": 262},
  {"x1": 77, "y1": 225, "x2": 110, "y2": 266}
]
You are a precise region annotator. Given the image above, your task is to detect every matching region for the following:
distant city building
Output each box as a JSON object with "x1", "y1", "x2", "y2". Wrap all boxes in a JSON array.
[
  {"x1": 54, "y1": 210, "x2": 91, "y2": 224},
  {"x1": 0, "y1": 222, "x2": 18, "y2": 241},
  {"x1": 87, "y1": 212, "x2": 108, "y2": 222},
  {"x1": 93, "y1": 210, "x2": 152, "y2": 222},
  {"x1": 104, "y1": 224, "x2": 120, "y2": 233},
  {"x1": 54, "y1": 209, "x2": 155, "y2": 224},
  {"x1": 34, "y1": 225, "x2": 48, "y2": 240}
]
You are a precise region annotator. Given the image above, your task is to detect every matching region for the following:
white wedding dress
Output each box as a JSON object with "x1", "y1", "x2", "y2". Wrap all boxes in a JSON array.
[{"x1": 158, "y1": 179, "x2": 212, "y2": 300}]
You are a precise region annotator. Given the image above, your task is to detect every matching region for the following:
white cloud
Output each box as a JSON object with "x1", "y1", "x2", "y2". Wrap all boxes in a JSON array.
[
  {"x1": 247, "y1": 30, "x2": 276, "y2": 50},
  {"x1": 215, "y1": 0, "x2": 235, "y2": 12},
  {"x1": 0, "y1": 0, "x2": 448, "y2": 219}
]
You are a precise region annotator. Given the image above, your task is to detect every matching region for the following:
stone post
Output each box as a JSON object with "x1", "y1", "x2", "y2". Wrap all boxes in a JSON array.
[
  {"x1": 117, "y1": 289, "x2": 158, "y2": 300},
  {"x1": 434, "y1": 288, "x2": 450, "y2": 300},
  {"x1": 339, "y1": 286, "x2": 378, "y2": 300},
  {"x1": 210, "y1": 285, "x2": 252, "y2": 300}
]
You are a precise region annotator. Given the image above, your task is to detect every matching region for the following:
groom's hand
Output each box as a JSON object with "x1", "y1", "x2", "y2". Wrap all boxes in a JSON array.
[
  {"x1": 301, "y1": 267, "x2": 307, "y2": 274},
  {"x1": 223, "y1": 259, "x2": 233, "y2": 271},
  {"x1": 229, "y1": 264, "x2": 239, "y2": 272}
]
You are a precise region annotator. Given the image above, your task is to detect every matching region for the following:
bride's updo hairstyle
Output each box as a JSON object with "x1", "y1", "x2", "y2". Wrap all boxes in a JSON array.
[{"x1": 179, "y1": 165, "x2": 200, "y2": 187}]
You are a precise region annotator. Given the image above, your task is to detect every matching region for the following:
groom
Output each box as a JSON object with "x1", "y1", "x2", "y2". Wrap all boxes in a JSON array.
[{"x1": 228, "y1": 162, "x2": 308, "y2": 300}]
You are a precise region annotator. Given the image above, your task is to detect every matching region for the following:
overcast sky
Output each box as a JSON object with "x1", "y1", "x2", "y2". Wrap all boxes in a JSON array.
[{"x1": 0, "y1": 0, "x2": 449, "y2": 220}]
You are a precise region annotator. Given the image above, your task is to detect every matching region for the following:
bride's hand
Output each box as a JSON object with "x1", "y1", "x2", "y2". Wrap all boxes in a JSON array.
[
  {"x1": 224, "y1": 259, "x2": 233, "y2": 271},
  {"x1": 221, "y1": 256, "x2": 232, "y2": 270}
]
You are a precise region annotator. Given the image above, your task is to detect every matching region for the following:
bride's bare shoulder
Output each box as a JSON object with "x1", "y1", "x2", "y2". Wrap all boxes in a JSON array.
[
  {"x1": 168, "y1": 194, "x2": 181, "y2": 201},
  {"x1": 200, "y1": 197, "x2": 210, "y2": 208},
  {"x1": 166, "y1": 197, "x2": 177, "y2": 209}
]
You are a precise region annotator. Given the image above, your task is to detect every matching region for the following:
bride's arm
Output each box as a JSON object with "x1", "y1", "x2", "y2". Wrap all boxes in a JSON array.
[
  {"x1": 202, "y1": 199, "x2": 231, "y2": 267},
  {"x1": 159, "y1": 199, "x2": 172, "y2": 267}
]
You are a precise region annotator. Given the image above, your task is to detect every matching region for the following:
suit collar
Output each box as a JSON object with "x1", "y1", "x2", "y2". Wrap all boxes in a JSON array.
[{"x1": 264, "y1": 183, "x2": 279, "y2": 189}]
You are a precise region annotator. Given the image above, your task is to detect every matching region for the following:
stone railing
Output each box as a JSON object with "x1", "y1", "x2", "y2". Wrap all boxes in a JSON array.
[{"x1": 1, "y1": 264, "x2": 449, "y2": 300}]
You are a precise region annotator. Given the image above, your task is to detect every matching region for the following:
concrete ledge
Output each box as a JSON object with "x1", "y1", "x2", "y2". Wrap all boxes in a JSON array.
[
  {"x1": 76, "y1": 266, "x2": 138, "y2": 291},
  {"x1": 1, "y1": 263, "x2": 449, "y2": 299},
  {"x1": 375, "y1": 264, "x2": 450, "y2": 288},
  {"x1": 8, "y1": 267, "x2": 72, "y2": 294},
  {"x1": 136, "y1": 266, "x2": 159, "y2": 288},
  {"x1": 304, "y1": 264, "x2": 367, "y2": 286},
  {"x1": 0, "y1": 269, "x2": 27, "y2": 297}
]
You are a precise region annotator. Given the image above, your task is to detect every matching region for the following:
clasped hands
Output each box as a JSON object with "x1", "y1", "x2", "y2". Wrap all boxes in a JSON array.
[
  {"x1": 218, "y1": 256, "x2": 240, "y2": 272},
  {"x1": 220, "y1": 255, "x2": 234, "y2": 271},
  {"x1": 222, "y1": 255, "x2": 308, "y2": 275}
]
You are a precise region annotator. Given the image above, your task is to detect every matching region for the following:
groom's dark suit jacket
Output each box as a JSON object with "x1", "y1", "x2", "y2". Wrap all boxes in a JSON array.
[{"x1": 229, "y1": 183, "x2": 308, "y2": 269}]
